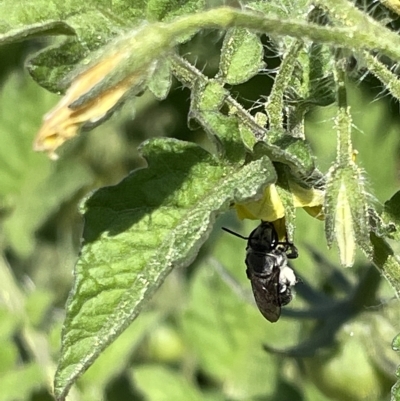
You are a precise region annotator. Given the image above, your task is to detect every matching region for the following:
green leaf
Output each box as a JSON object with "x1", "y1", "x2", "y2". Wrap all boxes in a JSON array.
[
  {"x1": 0, "y1": 1, "x2": 148, "y2": 91},
  {"x1": 0, "y1": 307, "x2": 20, "y2": 345},
  {"x1": 0, "y1": 364, "x2": 44, "y2": 401},
  {"x1": 0, "y1": 341, "x2": 18, "y2": 377},
  {"x1": 370, "y1": 234, "x2": 400, "y2": 297},
  {"x1": 0, "y1": 309, "x2": 19, "y2": 374},
  {"x1": 393, "y1": 378, "x2": 400, "y2": 401},
  {"x1": 4, "y1": 159, "x2": 93, "y2": 256},
  {"x1": 0, "y1": 74, "x2": 94, "y2": 256},
  {"x1": 392, "y1": 334, "x2": 400, "y2": 401},
  {"x1": 366, "y1": 310, "x2": 400, "y2": 379},
  {"x1": 10, "y1": 0, "x2": 205, "y2": 92},
  {"x1": 133, "y1": 365, "x2": 203, "y2": 401},
  {"x1": 25, "y1": 290, "x2": 54, "y2": 327},
  {"x1": 180, "y1": 261, "x2": 299, "y2": 399},
  {"x1": 54, "y1": 137, "x2": 276, "y2": 400},
  {"x1": 79, "y1": 312, "x2": 161, "y2": 401},
  {"x1": 0, "y1": 1, "x2": 145, "y2": 42},
  {"x1": 305, "y1": 318, "x2": 386, "y2": 401},
  {"x1": 146, "y1": 0, "x2": 205, "y2": 21},
  {"x1": 218, "y1": 28, "x2": 264, "y2": 85},
  {"x1": 0, "y1": 74, "x2": 56, "y2": 197},
  {"x1": 253, "y1": 137, "x2": 317, "y2": 180}
]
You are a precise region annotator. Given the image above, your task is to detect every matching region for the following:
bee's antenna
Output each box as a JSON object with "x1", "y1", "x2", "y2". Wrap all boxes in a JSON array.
[{"x1": 222, "y1": 227, "x2": 249, "y2": 240}]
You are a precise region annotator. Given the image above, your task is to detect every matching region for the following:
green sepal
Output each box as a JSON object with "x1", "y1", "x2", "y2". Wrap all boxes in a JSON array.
[
  {"x1": 27, "y1": 38, "x2": 88, "y2": 93},
  {"x1": 148, "y1": 58, "x2": 172, "y2": 100},
  {"x1": 275, "y1": 164, "x2": 296, "y2": 241},
  {"x1": 190, "y1": 79, "x2": 246, "y2": 163},
  {"x1": 325, "y1": 164, "x2": 371, "y2": 266},
  {"x1": 218, "y1": 27, "x2": 264, "y2": 85},
  {"x1": 0, "y1": 20, "x2": 75, "y2": 44},
  {"x1": 238, "y1": 123, "x2": 257, "y2": 151},
  {"x1": 306, "y1": 42, "x2": 336, "y2": 107}
]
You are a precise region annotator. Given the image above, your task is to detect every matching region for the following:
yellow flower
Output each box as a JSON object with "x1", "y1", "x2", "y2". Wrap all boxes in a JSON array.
[
  {"x1": 235, "y1": 181, "x2": 324, "y2": 238},
  {"x1": 236, "y1": 182, "x2": 324, "y2": 220}
]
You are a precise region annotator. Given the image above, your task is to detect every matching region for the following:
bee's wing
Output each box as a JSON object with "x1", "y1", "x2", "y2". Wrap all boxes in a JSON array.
[{"x1": 247, "y1": 266, "x2": 281, "y2": 323}]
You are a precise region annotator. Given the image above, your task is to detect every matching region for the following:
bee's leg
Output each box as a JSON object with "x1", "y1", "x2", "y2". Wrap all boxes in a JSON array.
[{"x1": 286, "y1": 244, "x2": 299, "y2": 259}]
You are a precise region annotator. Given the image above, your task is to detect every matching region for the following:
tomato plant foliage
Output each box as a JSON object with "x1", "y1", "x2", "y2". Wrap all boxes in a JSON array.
[{"x1": 1, "y1": 1, "x2": 400, "y2": 400}]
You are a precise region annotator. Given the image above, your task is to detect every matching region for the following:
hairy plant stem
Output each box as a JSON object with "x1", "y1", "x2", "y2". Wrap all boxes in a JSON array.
[
  {"x1": 333, "y1": 57, "x2": 353, "y2": 166},
  {"x1": 161, "y1": 7, "x2": 400, "y2": 63},
  {"x1": 363, "y1": 52, "x2": 400, "y2": 101},
  {"x1": 169, "y1": 53, "x2": 266, "y2": 140}
]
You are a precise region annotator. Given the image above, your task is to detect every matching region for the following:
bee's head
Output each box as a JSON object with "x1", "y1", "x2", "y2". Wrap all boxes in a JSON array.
[{"x1": 247, "y1": 222, "x2": 278, "y2": 252}]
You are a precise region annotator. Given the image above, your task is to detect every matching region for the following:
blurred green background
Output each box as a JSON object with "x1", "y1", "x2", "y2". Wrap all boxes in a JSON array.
[{"x1": 1, "y1": 23, "x2": 400, "y2": 401}]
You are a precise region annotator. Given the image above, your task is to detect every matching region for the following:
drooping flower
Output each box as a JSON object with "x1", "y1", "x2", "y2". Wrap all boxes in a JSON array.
[
  {"x1": 34, "y1": 24, "x2": 164, "y2": 159},
  {"x1": 235, "y1": 181, "x2": 325, "y2": 239}
]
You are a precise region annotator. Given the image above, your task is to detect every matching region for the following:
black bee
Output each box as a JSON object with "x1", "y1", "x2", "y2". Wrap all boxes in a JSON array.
[{"x1": 223, "y1": 221, "x2": 299, "y2": 322}]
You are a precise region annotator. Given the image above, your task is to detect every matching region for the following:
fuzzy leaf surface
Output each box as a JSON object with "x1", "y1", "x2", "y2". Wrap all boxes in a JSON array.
[
  {"x1": 1, "y1": 0, "x2": 205, "y2": 92},
  {"x1": 54, "y1": 137, "x2": 276, "y2": 399},
  {"x1": 253, "y1": 138, "x2": 317, "y2": 181},
  {"x1": 1, "y1": 1, "x2": 141, "y2": 92}
]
